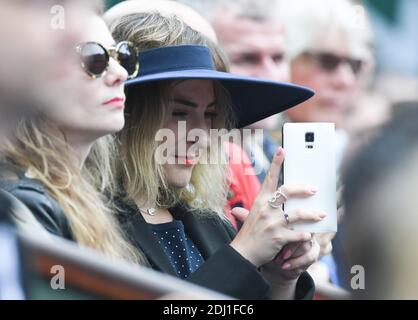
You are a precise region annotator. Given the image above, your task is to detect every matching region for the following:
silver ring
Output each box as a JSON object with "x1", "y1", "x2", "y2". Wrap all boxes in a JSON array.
[
  {"x1": 278, "y1": 188, "x2": 288, "y2": 201},
  {"x1": 283, "y1": 213, "x2": 290, "y2": 225},
  {"x1": 267, "y1": 188, "x2": 288, "y2": 209}
]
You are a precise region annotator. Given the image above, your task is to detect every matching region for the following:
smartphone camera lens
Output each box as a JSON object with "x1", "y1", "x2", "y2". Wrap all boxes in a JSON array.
[{"x1": 305, "y1": 132, "x2": 314, "y2": 142}]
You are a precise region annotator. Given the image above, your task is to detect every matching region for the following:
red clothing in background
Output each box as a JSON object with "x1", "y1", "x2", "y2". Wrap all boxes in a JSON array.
[{"x1": 224, "y1": 142, "x2": 260, "y2": 230}]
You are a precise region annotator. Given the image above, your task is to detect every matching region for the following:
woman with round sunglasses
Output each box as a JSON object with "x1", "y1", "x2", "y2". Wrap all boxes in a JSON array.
[
  {"x1": 109, "y1": 12, "x2": 325, "y2": 299},
  {"x1": 0, "y1": 8, "x2": 146, "y2": 264}
]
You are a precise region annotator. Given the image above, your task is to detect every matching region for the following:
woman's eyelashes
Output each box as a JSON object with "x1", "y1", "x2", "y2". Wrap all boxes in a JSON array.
[
  {"x1": 172, "y1": 110, "x2": 189, "y2": 119},
  {"x1": 171, "y1": 109, "x2": 218, "y2": 120},
  {"x1": 204, "y1": 111, "x2": 218, "y2": 119},
  {"x1": 170, "y1": 98, "x2": 218, "y2": 122}
]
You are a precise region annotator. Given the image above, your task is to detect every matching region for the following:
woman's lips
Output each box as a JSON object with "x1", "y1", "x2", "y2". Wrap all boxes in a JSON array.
[{"x1": 103, "y1": 97, "x2": 125, "y2": 108}]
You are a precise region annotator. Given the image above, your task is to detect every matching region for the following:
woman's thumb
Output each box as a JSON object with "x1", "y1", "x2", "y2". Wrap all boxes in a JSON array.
[{"x1": 230, "y1": 207, "x2": 250, "y2": 223}]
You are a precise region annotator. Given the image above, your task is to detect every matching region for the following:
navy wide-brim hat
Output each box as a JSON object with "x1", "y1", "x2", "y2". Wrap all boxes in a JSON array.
[{"x1": 126, "y1": 45, "x2": 314, "y2": 128}]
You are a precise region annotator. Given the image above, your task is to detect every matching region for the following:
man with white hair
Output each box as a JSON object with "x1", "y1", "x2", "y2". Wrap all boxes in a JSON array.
[{"x1": 277, "y1": 0, "x2": 374, "y2": 165}]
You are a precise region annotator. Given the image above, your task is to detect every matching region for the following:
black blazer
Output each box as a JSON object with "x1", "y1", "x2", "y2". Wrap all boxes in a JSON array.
[{"x1": 118, "y1": 201, "x2": 315, "y2": 300}]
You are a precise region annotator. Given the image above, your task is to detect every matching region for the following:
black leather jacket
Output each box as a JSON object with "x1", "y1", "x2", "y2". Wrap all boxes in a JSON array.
[
  {"x1": 0, "y1": 172, "x2": 74, "y2": 240},
  {"x1": 0, "y1": 189, "x2": 13, "y2": 223}
]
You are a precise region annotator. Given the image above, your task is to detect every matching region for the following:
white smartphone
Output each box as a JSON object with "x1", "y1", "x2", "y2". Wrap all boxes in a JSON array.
[{"x1": 282, "y1": 123, "x2": 337, "y2": 233}]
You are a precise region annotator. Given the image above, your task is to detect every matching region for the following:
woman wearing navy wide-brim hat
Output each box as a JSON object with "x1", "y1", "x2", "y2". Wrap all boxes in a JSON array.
[{"x1": 110, "y1": 12, "x2": 324, "y2": 300}]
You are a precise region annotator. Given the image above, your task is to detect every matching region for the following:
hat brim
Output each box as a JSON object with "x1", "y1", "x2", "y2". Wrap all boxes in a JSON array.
[{"x1": 126, "y1": 69, "x2": 314, "y2": 128}]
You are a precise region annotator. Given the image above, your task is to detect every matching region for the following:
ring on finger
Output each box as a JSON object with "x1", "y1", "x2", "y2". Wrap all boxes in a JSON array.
[
  {"x1": 267, "y1": 188, "x2": 288, "y2": 209},
  {"x1": 283, "y1": 213, "x2": 290, "y2": 225}
]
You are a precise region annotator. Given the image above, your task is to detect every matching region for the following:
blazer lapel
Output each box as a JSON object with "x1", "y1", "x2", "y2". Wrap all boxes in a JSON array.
[
  {"x1": 122, "y1": 206, "x2": 177, "y2": 276},
  {"x1": 170, "y1": 204, "x2": 232, "y2": 260}
]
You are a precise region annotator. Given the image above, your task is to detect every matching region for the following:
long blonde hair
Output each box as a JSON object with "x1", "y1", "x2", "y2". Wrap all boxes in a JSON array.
[
  {"x1": 2, "y1": 115, "x2": 147, "y2": 265},
  {"x1": 110, "y1": 13, "x2": 235, "y2": 215}
]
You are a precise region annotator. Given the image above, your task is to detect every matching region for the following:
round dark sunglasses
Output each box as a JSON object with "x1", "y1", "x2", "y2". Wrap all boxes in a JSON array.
[{"x1": 76, "y1": 41, "x2": 139, "y2": 79}]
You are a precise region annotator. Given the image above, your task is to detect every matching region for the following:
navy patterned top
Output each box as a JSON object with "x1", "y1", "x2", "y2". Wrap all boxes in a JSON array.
[{"x1": 148, "y1": 220, "x2": 204, "y2": 279}]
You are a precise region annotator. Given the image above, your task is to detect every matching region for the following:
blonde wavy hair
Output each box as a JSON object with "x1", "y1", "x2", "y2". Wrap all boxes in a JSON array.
[
  {"x1": 110, "y1": 13, "x2": 235, "y2": 215},
  {"x1": 2, "y1": 115, "x2": 147, "y2": 265}
]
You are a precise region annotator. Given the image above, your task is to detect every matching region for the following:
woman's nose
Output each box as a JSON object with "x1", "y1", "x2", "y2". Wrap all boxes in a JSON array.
[
  {"x1": 332, "y1": 62, "x2": 356, "y2": 90},
  {"x1": 105, "y1": 58, "x2": 128, "y2": 87}
]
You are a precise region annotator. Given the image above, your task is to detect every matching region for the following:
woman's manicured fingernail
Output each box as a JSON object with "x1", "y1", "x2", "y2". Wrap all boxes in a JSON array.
[
  {"x1": 319, "y1": 212, "x2": 327, "y2": 218},
  {"x1": 311, "y1": 188, "x2": 318, "y2": 194},
  {"x1": 282, "y1": 263, "x2": 291, "y2": 270},
  {"x1": 283, "y1": 249, "x2": 292, "y2": 260},
  {"x1": 276, "y1": 147, "x2": 283, "y2": 157}
]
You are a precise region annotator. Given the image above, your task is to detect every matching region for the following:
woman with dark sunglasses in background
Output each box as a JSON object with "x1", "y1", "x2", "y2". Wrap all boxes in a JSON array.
[{"x1": 0, "y1": 5, "x2": 147, "y2": 265}]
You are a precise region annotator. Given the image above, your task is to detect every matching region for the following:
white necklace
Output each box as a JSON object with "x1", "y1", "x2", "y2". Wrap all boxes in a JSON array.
[{"x1": 139, "y1": 207, "x2": 157, "y2": 216}]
